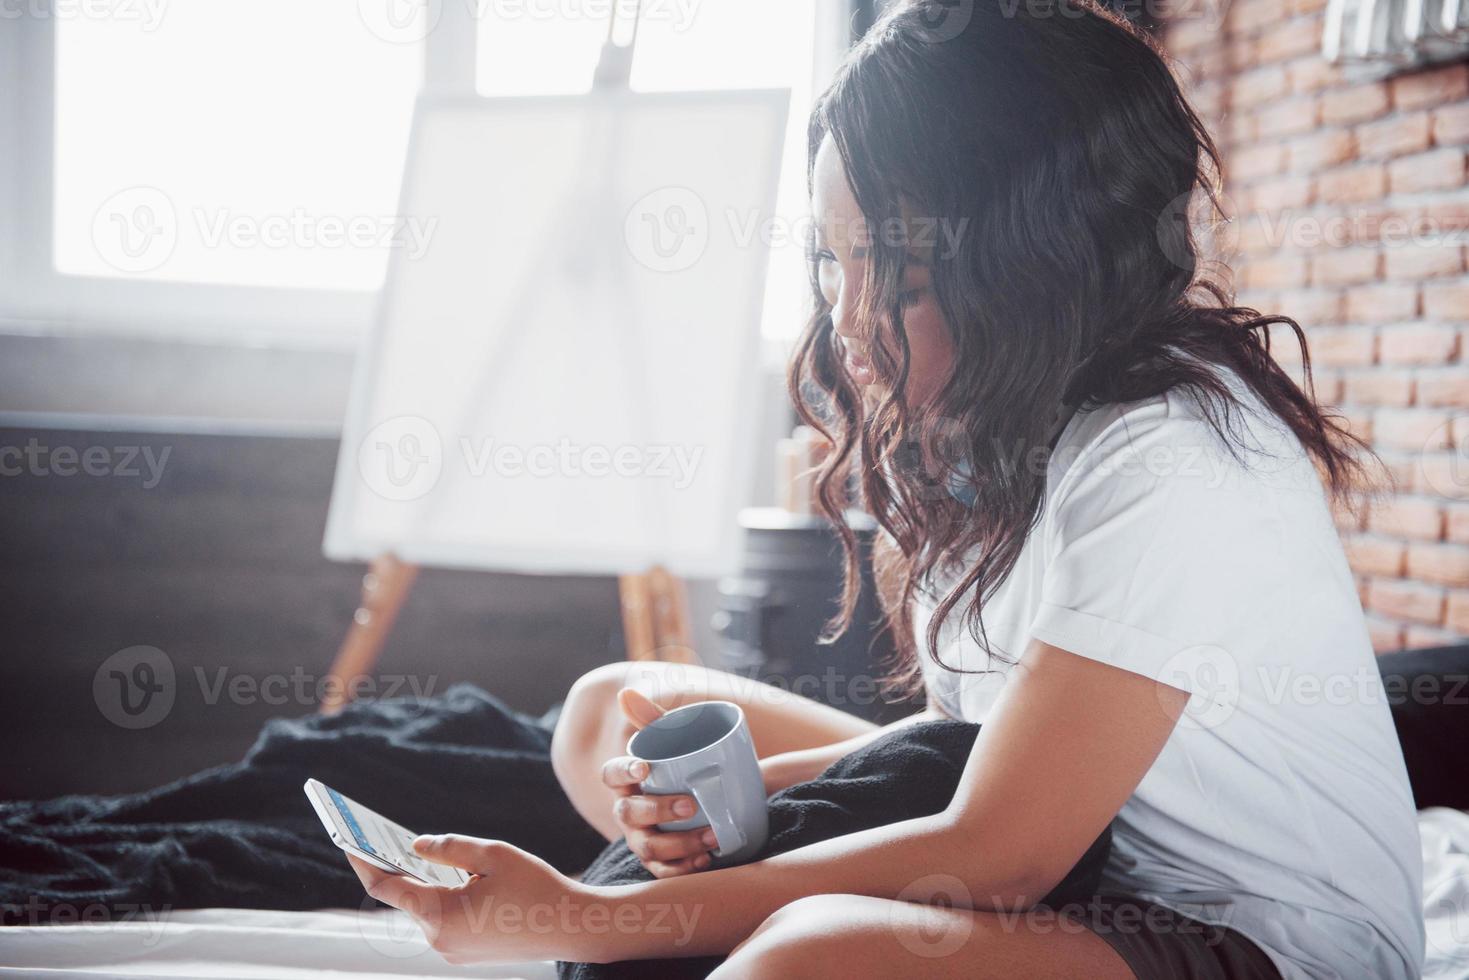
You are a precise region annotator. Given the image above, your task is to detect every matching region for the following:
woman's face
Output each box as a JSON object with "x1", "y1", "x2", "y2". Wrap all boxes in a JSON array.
[{"x1": 811, "y1": 134, "x2": 955, "y2": 409}]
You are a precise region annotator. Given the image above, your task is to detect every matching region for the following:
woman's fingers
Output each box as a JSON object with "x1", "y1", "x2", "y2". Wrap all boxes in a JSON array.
[
  {"x1": 643, "y1": 852, "x2": 713, "y2": 878},
  {"x1": 625, "y1": 825, "x2": 719, "y2": 864},
  {"x1": 347, "y1": 854, "x2": 443, "y2": 915},
  {"x1": 412, "y1": 833, "x2": 496, "y2": 874},
  {"x1": 346, "y1": 853, "x2": 390, "y2": 893},
  {"x1": 601, "y1": 755, "x2": 650, "y2": 790},
  {"x1": 613, "y1": 792, "x2": 699, "y2": 828},
  {"x1": 617, "y1": 687, "x2": 667, "y2": 730}
]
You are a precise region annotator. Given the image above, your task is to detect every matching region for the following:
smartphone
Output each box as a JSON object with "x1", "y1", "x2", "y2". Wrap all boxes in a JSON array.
[{"x1": 303, "y1": 778, "x2": 472, "y2": 887}]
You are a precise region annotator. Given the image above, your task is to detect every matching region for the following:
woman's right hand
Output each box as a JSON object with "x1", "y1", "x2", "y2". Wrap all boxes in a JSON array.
[{"x1": 601, "y1": 688, "x2": 721, "y2": 878}]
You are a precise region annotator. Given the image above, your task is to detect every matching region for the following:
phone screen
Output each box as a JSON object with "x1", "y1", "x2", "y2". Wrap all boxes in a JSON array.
[{"x1": 309, "y1": 782, "x2": 469, "y2": 888}]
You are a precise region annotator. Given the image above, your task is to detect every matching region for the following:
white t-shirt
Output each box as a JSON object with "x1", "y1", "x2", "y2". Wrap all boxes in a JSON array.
[{"x1": 916, "y1": 377, "x2": 1425, "y2": 980}]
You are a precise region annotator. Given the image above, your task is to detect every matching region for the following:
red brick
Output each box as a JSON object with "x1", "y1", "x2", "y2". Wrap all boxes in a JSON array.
[
  {"x1": 1390, "y1": 64, "x2": 1469, "y2": 111},
  {"x1": 1424, "y1": 282, "x2": 1469, "y2": 321},
  {"x1": 1345, "y1": 535, "x2": 1406, "y2": 576},
  {"x1": 1417, "y1": 202, "x2": 1469, "y2": 239},
  {"x1": 1408, "y1": 542, "x2": 1469, "y2": 586},
  {"x1": 1278, "y1": 289, "x2": 1342, "y2": 326},
  {"x1": 1316, "y1": 165, "x2": 1387, "y2": 205},
  {"x1": 1313, "y1": 369, "x2": 1345, "y2": 404},
  {"x1": 1355, "y1": 113, "x2": 1432, "y2": 159},
  {"x1": 1445, "y1": 590, "x2": 1469, "y2": 633},
  {"x1": 1345, "y1": 283, "x2": 1418, "y2": 323},
  {"x1": 1368, "y1": 578, "x2": 1446, "y2": 624},
  {"x1": 1310, "y1": 247, "x2": 1380, "y2": 286},
  {"x1": 1270, "y1": 323, "x2": 1307, "y2": 365},
  {"x1": 1417, "y1": 454, "x2": 1469, "y2": 500},
  {"x1": 1417, "y1": 370, "x2": 1469, "y2": 408},
  {"x1": 1232, "y1": 66, "x2": 1289, "y2": 110},
  {"x1": 1227, "y1": 36, "x2": 1258, "y2": 73},
  {"x1": 1403, "y1": 625, "x2": 1460, "y2": 649},
  {"x1": 1307, "y1": 325, "x2": 1376, "y2": 366},
  {"x1": 1433, "y1": 103, "x2": 1469, "y2": 147},
  {"x1": 1256, "y1": 97, "x2": 1319, "y2": 139},
  {"x1": 1366, "y1": 616, "x2": 1406, "y2": 652},
  {"x1": 1379, "y1": 324, "x2": 1457, "y2": 364},
  {"x1": 1340, "y1": 409, "x2": 1374, "y2": 443},
  {"x1": 1243, "y1": 253, "x2": 1309, "y2": 290},
  {"x1": 1368, "y1": 495, "x2": 1446, "y2": 539},
  {"x1": 1342, "y1": 368, "x2": 1413, "y2": 405},
  {"x1": 1376, "y1": 408, "x2": 1453, "y2": 450},
  {"x1": 1384, "y1": 244, "x2": 1464, "y2": 281},
  {"x1": 1163, "y1": 14, "x2": 1210, "y2": 53},
  {"x1": 1229, "y1": 143, "x2": 1287, "y2": 182},
  {"x1": 1354, "y1": 206, "x2": 1410, "y2": 245},
  {"x1": 1256, "y1": 18, "x2": 1322, "y2": 63},
  {"x1": 1192, "y1": 86, "x2": 1226, "y2": 123},
  {"x1": 1448, "y1": 504, "x2": 1469, "y2": 543},
  {"x1": 1292, "y1": 0, "x2": 1328, "y2": 12},
  {"x1": 1288, "y1": 58, "x2": 1342, "y2": 94},
  {"x1": 1321, "y1": 82, "x2": 1391, "y2": 125},
  {"x1": 1166, "y1": 15, "x2": 1218, "y2": 54},
  {"x1": 1338, "y1": 495, "x2": 1368, "y2": 533},
  {"x1": 1285, "y1": 129, "x2": 1356, "y2": 172},
  {"x1": 1450, "y1": 416, "x2": 1469, "y2": 449},
  {"x1": 1247, "y1": 175, "x2": 1314, "y2": 215},
  {"x1": 1375, "y1": 452, "x2": 1419, "y2": 489},
  {"x1": 1226, "y1": 113, "x2": 1257, "y2": 146},
  {"x1": 1228, "y1": 0, "x2": 1281, "y2": 34},
  {"x1": 1389, "y1": 149, "x2": 1467, "y2": 195}
]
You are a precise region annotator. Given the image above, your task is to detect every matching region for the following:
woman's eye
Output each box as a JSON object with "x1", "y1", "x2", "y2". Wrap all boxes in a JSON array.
[{"x1": 898, "y1": 287, "x2": 926, "y2": 309}]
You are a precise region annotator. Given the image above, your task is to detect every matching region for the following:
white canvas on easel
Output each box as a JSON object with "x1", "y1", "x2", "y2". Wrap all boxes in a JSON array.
[{"x1": 323, "y1": 90, "x2": 788, "y2": 580}]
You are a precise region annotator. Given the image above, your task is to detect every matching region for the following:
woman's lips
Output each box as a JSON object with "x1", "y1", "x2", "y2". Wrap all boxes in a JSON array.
[{"x1": 841, "y1": 341, "x2": 876, "y2": 385}]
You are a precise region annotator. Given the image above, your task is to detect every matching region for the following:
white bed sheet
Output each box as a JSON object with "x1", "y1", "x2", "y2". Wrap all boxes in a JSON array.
[
  {"x1": 0, "y1": 907, "x2": 557, "y2": 979},
  {"x1": 4, "y1": 808, "x2": 1468, "y2": 979}
]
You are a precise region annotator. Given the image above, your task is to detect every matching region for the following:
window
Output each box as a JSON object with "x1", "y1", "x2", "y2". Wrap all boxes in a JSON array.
[
  {"x1": 53, "y1": 2, "x2": 420, "y2": 291},
  {"x1": 1, "y1": 1, "x2": 836, "y2": 343}
]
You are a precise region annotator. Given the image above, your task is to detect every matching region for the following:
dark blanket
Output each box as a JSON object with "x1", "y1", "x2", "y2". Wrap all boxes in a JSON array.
[
  {"x1": 0, "y1": 684, "x2": 607, "y2": 925},
  {"x1": 560, "y1": 719, "x2": 1112, "y2": 980}
]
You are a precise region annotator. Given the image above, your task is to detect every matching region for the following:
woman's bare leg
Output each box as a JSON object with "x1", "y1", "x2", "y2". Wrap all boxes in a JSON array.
[
  {"x1": 709, "y1": 894, "x2": 1133, "y2": 980},
  {"x1": 551, "y1": 660, "x2": 879, "y2": 841}
]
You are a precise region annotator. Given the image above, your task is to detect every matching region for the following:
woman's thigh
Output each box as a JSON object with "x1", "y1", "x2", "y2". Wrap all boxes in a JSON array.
[
  {"x1": 711, "y1": 894, "x2": 1135, "y2": 980},
  {"x1": 550, "y1": 659, "x2": 879, "y2": 840}
]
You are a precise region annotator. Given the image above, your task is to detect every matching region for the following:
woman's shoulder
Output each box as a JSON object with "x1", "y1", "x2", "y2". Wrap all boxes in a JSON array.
[{"x1": 1048, "y1": 374, "x2": 1315, "y2": 510}]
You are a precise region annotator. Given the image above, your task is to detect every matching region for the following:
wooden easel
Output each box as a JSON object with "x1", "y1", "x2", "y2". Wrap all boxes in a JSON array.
[{"x1": 319, "y1": 555, "x2": 694, "y2": 713}]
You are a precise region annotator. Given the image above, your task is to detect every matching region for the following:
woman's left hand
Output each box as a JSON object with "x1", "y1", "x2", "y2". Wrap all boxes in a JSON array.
[{"x1": 348, "y1": 835, "x2": 590, "y2": 965}]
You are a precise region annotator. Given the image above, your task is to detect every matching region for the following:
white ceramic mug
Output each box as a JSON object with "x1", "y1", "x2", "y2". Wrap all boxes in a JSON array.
[{"x1": 626, "y1": 700, "x2": 770, "y2": 865}]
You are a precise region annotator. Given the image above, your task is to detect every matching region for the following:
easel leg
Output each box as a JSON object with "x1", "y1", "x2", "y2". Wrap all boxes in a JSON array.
[
  {"x1": 320, "y1": 554, "x2": 419, "y2": 713},
  {"x1": 618, "y1": 564, "x2": 697, "y2": 664}
]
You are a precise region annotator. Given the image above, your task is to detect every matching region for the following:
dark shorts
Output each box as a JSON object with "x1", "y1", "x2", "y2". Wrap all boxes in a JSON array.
[{"x1": 1061, "y1": 894, "x2": 1284, "y2": 980}]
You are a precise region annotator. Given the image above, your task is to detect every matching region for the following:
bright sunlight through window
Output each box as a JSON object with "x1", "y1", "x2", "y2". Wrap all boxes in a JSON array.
[{"x1": 53, "y1": 0, "x2": 818, "y2": 339}]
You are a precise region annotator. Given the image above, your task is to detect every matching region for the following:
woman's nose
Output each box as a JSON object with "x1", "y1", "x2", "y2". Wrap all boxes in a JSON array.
[{"x1": 829, "y1": 288, "x2": 854, "y2": 341}]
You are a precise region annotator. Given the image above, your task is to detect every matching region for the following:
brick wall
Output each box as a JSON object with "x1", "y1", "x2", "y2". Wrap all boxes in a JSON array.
[{"x1": 1164, "y1": 2, "x2": 1469, "y2": 651}]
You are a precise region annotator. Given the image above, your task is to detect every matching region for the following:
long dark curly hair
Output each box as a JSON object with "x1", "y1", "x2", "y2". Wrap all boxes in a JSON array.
[{"x1": 788, "y1": 0, "x2": 1373, "y2": 687}]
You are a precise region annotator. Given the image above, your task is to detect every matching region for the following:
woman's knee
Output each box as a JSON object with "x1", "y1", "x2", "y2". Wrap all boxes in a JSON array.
[
  {"x1": 550, "y1": 662, "x2": 633, "y2": 774},
  {"x1": 712, "y1": 895, "x2": 855, "y2": 978}
]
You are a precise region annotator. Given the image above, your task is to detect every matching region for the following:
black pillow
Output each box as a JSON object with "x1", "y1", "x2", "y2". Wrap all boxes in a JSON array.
[
  {"x1": 1377, "y1": 645, "x2": 1469, "y2": 811},
  {"x1": 559, "y1": 719, "x2": 1112, "y2": 980}
]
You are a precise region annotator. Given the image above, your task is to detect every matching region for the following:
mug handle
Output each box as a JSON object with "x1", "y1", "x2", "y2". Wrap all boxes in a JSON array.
[{"x1": 686, "y1": 766, "x2": 746, "y2": 858}]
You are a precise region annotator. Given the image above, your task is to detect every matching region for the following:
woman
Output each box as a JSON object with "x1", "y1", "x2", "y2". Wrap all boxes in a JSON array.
[{"x1": 350, "y1": 2, "x2": 1425, "y2": 976}]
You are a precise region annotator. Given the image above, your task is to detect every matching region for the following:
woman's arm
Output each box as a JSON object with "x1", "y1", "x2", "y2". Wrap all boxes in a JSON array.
[
  {"x1": 361, "y1": 638, "x2": 1187, "y2": 965},
  {"x1": 585, "y1": 638, "x2": 1187, "y2": 961},
  {"x1": 758, "y1": 705, "x2": 943, "y2": 793}
]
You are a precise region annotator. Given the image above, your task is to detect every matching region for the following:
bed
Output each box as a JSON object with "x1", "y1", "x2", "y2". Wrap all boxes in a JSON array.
[
  {"x1": 0, "y1": 906, "x2": 557, "y2": 979},
  {"x1": 4, "y1": 807, "x2": 1466, "y2": 980}
]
